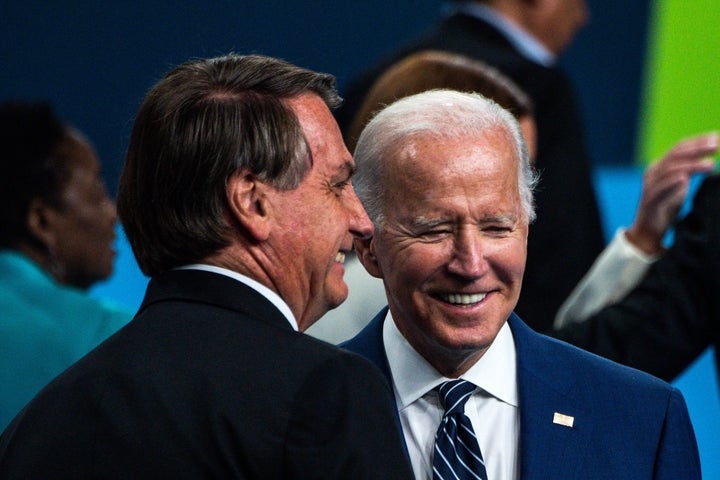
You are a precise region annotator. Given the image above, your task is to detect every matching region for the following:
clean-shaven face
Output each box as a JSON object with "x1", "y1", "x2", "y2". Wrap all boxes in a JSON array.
[
  {"x1": 47, "y1": 132, "x2": 117, "y2": 289},
  {"x1": 370, "y1": 126, "x2": 528, "y2": 376},
  {"x1": 267, "y1": 93, "x2": 373, "y2": 330}
]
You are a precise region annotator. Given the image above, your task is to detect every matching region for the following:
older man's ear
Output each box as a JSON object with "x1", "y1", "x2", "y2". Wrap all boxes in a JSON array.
[
  {"x1": 354, "y1": 236, "x2": 383, "y2": 279},
  {"x1": 226, "y1": 170, "x2": 272, "y2": 242}
]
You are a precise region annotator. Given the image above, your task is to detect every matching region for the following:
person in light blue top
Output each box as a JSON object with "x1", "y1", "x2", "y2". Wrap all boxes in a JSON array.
[{"x1": 0, "y1": 102, "x2": 131, "y2": 431}]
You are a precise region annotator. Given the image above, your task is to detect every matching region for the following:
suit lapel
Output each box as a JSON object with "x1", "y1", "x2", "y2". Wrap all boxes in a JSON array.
[
  {"x1": 347, "y1": 311, "x2": 596, "y2": 476},
  {"x1": 341, "y1": 307, "x2": 392, "y2": 381},
  {"x1": 509, "y1": 314, "x2": 593, "y2": 478}
]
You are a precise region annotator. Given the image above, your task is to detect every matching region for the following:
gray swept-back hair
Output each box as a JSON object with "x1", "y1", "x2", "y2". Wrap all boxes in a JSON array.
[{"x1": 353, "y1": 89, "x2": 538, "y2": 228}]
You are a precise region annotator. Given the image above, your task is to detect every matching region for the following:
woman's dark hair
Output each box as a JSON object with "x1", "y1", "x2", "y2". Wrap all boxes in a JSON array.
[
  {"x1": 0, "y1": 101, "x2": 70, "y2": 248},
  {"x1": 117, "y1": 54, "x2": 340, "y2": 276}
]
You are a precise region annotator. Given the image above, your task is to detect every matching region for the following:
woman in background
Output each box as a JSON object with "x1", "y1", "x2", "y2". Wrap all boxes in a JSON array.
[{"x1": 0, "y1": 101, "x2": 131, "y2": 431}]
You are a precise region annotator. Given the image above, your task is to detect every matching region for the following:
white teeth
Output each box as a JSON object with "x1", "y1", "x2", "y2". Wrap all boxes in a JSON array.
[
  {"x1": 442, "y1": 293, "x2": 487, "y2": 305},
  {"x1": 335, "y1": 252, "x2": 346, "y2": 264}
]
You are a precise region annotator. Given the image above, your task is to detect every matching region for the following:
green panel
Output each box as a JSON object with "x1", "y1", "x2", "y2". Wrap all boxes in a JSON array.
[{"x1": 638, "y1": 0, "x2": 720, "y2": 164}]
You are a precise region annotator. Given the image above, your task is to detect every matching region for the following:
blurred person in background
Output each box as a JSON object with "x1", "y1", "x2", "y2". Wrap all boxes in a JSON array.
[
  {"x1": 554, "y1": 133, "x2": 718, "y2": 329},
  {"x1": 553, "y1": 168, "x2": 720, "y2": 385},
  {"x1": 0, "y1": 101, "x2": 131, "y2": 431}
]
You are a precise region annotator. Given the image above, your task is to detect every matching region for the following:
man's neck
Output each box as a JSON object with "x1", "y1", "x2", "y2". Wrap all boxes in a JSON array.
[{"x1": 453, "y1": 0, "x2": 556, "y2": 66}]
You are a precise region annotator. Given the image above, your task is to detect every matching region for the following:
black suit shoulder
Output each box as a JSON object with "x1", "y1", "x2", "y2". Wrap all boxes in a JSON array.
[{"x1": 0, "y1": 271, "x2": 412, "y2": 479}]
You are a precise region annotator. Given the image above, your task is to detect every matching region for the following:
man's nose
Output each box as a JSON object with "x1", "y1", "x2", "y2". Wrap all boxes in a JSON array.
[
  {"x1": 347, "y1": 186, "x2": 373, "y2": 240},
  {"x1": 446, "y1": 227, "x2": 489, "y2": 279}
]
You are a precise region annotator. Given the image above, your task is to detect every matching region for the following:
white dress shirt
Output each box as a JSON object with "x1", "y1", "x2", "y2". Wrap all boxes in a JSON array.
[
  {"x1": 553, "y1": 228, "x2": 660, "y2": 328},
  {"x1": 177, "y1": 264, "x2": 299, "y2": 331},
  {"x1": 384, "y1": 312, "x2": 520, "y2": 480}
]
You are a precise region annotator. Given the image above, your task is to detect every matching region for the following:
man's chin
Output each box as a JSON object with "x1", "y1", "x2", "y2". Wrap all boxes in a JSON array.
[
  {"x1": 299, "y1": 284, "x2": 347, "y2": 326},
  {"x1": 431, "y1": 328, "x2": 497, "y2": 357},
  {"x1": 326, "y1": 284, "x2": 349, "y2": 311}
]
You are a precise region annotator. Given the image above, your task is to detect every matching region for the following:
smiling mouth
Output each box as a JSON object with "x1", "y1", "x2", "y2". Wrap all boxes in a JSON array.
[{"x1": 438, "y1": 293, "x2": 487, "y2": 306}]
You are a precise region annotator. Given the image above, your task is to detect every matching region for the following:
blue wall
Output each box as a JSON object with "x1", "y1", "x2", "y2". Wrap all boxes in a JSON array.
[{"x1": 2, "y1": 0, "x2": 648, "y2": 194}]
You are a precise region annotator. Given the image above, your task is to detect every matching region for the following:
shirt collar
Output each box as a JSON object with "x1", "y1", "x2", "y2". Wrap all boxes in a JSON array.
[
  {"x1": 453, "y1": 1, "x2": 556, "y2": 67},
  {"x1": 177, "y1": 264, "x2": 299, "y2": 331},
  {"x1": 383, "y1": 309, "x2": 518, "y2": 410}
]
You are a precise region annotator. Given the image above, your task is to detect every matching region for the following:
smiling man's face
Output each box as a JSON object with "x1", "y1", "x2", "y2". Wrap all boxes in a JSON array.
[
  {"x1": 266, "y1": 93, "x2": 373, "y2": 331},
  {"x1": 368, "y1": 126, "x2": 528, "y2": 376}
]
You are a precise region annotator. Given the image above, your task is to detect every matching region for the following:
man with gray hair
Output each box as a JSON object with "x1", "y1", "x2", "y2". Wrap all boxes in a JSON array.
[
  {"x1": 343, "y1": 89, "x2": 700, "y2": 479},
  {"x1": 338, "y1": 0, "x2": 605, "y2": 333}
]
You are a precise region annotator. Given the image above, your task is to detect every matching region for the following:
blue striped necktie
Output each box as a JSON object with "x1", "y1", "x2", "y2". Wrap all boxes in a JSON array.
[{"x1": 433, "y1": 379, "x2": 488, "y2": 480}]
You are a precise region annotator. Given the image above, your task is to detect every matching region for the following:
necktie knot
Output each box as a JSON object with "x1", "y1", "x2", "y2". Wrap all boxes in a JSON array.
[{"x1": 437, "y1": 379, "x2": 477, "y2": 416}]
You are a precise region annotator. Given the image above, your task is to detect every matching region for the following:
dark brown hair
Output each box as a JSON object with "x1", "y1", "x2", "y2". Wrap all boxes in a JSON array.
[{"x1": 117, "y1": 54, "x2": 340, "y2": 276}]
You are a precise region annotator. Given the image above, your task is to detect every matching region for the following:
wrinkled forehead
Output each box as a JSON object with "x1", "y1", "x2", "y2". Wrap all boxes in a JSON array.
[
  {"x1": 288, "y1": 93, "x2": 351, "y2": 168},
  {"x1": 389, "y1": 126, "x2": 517, "y2": 172}
]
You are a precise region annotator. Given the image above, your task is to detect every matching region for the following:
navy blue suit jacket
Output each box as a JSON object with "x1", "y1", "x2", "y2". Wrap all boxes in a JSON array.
[{"x1": 342, "y1": 309, "x2": 700, "y2": 479}]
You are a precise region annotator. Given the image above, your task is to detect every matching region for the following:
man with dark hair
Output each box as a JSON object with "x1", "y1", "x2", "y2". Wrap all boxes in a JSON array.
[{"x1": 0, "y1": 54, "x2": 413, "y2": 479}]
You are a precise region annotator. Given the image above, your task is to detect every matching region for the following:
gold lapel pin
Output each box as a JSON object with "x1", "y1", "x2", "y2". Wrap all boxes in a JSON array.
[{"x1": 553, "y1": 412, "x2": 575, "y2": 428}]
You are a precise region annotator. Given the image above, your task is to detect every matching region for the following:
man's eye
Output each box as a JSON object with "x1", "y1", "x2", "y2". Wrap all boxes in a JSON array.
[
  {"x1": 417, "y1": 228, "x2": 452, "y2": 240},
  {"x1": 484, "y1": 225, "x2": 512, "y2": 235},
  {"x1": 333, "y1": 180, "x2": 350, "y2": 196}
]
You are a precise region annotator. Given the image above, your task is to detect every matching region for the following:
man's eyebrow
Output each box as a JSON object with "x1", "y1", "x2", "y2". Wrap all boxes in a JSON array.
[
  {"x1": 409, "y1": 216, "x2": 449, "y2": 229},
  {"x1": 481, "y1": 213, "x2": 518, "y2": 224}
]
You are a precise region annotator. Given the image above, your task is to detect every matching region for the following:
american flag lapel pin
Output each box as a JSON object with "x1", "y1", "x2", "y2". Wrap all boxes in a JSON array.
[{"x1": 553, "y1": 412, "x2": 575, "y2": 428}]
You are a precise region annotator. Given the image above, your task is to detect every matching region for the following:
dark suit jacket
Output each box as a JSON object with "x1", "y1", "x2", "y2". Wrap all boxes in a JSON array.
[
  {"x1": 0, "y1": 269, "x2": 413, "y2": 479},
  {"x1": 337, "y1": 12, "x2": 605, "y2": 332},
  {"x1": 343, "y1": 309, "x2": 701, "y2": 478},
  {"x1": 553, "y1": 174, "x2": 720, "y2": 382}
]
